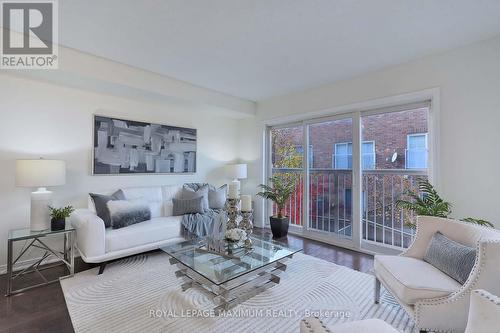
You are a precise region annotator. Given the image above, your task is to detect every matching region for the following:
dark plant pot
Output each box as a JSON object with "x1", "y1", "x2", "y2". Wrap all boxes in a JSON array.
[
  {"x1": 51, "y1": 218, "x2": 66, "y2": 231},
  {"x1": 269, "y1": 216, "x2": 289, "y2": 239}
]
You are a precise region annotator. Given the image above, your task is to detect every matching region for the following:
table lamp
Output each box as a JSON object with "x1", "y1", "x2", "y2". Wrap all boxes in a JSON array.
[
  {"x1": 16, "y1": 159, "x2": 66, "y2": 231},
  {"x1": 226, "y1": 163, "x2": 247, "y2": 196}
]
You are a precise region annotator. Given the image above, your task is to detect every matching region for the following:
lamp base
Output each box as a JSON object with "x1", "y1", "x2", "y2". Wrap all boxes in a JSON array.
[{"x1": 30, "y1": 187, "x2": 52, "y2": 231}]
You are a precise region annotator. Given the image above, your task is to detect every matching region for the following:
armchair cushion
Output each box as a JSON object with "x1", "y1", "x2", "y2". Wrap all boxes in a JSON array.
[
  {"x1": 423, "y1": 231, "x2": 476, "y2": 284},
  {"x1": 375, "y1": 255, "x2": 461, "y2": 304}
]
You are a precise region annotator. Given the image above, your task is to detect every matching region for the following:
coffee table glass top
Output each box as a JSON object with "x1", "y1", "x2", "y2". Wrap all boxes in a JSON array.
[{"x1": 161, "y1": 234, "x2": 302, "y2": 285}]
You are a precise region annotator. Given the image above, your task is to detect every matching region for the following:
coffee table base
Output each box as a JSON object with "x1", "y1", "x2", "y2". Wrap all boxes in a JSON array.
[{"x1": 168, "y1": 255, "x2": 292, "y2": 314}]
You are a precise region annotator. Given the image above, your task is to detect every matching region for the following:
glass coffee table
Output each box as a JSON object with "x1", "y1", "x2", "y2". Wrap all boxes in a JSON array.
[{"x1": 161, "y1": 234, "x2": 302, "y2": 313}]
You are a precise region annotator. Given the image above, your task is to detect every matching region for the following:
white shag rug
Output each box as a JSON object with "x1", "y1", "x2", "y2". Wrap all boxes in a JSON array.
[{"x1": 60, "y1": 252, "x2": 416, "y2": 333}]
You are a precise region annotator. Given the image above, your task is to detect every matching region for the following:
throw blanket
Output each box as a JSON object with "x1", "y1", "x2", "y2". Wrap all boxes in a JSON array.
[
  {"x1": 181, "y1": 208, "x2": 224, "y2": 237},
  {"x1": 181, "y1": 183, "x2": 227, "y2": 238}
]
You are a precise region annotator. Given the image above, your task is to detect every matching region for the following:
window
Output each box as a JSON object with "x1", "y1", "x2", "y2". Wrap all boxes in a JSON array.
[
  {"x1": 406, "y1": 134, "x2": 428, "y2": 169},
  {"x1": 334, "y1": 141, "x2": 375, "y2": 170},
  {"x1": 362, "y1": 141, "x2": 375, "y2": 170},
  {"x1": 334, "y1": 142, "x2": 352, "y2": 169}
]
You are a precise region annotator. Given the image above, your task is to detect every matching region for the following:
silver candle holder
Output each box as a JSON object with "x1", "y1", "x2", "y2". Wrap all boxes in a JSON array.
[
  {"x1": 225, "y1": 198, "x2": 240, "y2": 230},
  {"x1": 240, "y1": 210, "x2": 253, "y2": 248}
]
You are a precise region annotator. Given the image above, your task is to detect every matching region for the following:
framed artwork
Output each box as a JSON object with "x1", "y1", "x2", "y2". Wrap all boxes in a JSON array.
[{"x1": 93, "y1": 115, "x2": 197, "y2": 175}]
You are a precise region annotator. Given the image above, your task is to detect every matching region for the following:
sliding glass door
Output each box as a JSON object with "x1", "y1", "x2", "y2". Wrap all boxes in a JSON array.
[
  {"x1": 267, "y1": 102, "x2": 431, "y2": 252},
  {"x1": 361, "y1": 107, "x2": 429, "y2": 249},
  {"x1": 308, "y1": 117, "x2": 353, "y2": 241}
]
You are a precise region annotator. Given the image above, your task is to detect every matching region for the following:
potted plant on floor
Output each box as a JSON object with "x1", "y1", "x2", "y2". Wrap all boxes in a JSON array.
[
  {"x1": 49, "y1": 205, "x2": 75, "y2": 231},
  {"x1": 257, "y1": 174, "x2": 297, "y2": 238}
]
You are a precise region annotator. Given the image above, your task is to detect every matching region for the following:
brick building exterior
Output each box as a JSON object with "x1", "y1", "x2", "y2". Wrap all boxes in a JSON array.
[{"x1": 273, "y1": 108, "x2": 428, "y2": 170}]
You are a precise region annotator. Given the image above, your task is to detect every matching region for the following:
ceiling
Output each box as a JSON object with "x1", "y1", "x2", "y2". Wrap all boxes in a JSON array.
[{"x1": 59, "y1": 0, "x2": 500, "y2": 101}]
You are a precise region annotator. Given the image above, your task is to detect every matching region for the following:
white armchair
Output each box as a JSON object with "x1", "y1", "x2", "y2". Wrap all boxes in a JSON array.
[
  {"x1": 373, "y1": 216, "x2": 500, "y2": 332},
  {"x1": 299, "y1": 289, "x2": 500, "y2": 333}
]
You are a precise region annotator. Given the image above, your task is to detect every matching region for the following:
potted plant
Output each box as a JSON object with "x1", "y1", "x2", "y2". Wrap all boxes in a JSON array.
[
  {"x1": 396, "y1": 178, "x2": 493, "y2": 227},
  {"x1": 48, "y1": 205, "x2": 75, "y2": 231},
  {"x1": 257, "y1": 174, "x2": 297, "y2": 238}
]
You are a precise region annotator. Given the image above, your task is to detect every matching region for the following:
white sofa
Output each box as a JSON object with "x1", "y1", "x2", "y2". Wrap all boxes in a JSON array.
[
  {"x1": 373, "y1": 216, "x2": 500, "y2": 332},
  {"x1": 300, "y1": 289, "x2": 500, "y2": 333},
  {"x1": 69, "y1": 185, "x2": 186, "y2": 270}
]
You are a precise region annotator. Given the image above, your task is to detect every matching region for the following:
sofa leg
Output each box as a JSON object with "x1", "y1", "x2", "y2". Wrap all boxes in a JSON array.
[
  {"x1": 374, "y1": 277, "x2": 381, "y2": 304},
  {"x1": 98, "y1": 263, "x2": 107, "y2": 275}
]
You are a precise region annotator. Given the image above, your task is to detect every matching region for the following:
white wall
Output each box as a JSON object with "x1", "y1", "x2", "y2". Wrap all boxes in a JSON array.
[
  {"x1": 0, "y1": 74, "x2": 241, "y2": 269},
  {"x1": 240, "y1": 36, "x2": 500, "y2": 229}
]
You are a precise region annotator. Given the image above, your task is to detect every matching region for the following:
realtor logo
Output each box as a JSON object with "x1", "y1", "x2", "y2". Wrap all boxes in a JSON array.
[{"x1": 1, "y1": 0, "x2": 58, "y2": 69}]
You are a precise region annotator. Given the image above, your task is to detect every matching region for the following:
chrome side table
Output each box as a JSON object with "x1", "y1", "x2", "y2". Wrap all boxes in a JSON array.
[{"x1": 6, "y1": 225, "x2": 76, "y2": 296}]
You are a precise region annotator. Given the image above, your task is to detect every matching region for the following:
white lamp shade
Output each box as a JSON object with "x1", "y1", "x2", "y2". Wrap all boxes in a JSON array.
[
  {"x1": 16, "y1": 159, "x2": 66, "y2": 187},
  {"x1": 226, "y1": 163, "x2": 247, "y2": 180}
]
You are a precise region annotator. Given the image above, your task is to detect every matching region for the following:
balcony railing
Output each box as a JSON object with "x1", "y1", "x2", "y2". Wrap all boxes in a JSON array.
[{"x1": 271, "y1": 167, "x2": 427, "y2": 249}]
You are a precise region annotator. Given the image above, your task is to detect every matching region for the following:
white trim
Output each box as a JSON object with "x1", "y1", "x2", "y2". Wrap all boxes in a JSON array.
[{"x1": 352, "y1": 112, "x2": 362, "y2": 249}]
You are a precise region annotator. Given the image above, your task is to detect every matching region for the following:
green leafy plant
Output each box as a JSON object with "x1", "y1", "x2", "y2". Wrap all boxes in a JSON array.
[
  {"x1": 461, "y1": 217, "x2": 494, "y2": 228},
  {"x1": 396, "y1": 178, "x2": 493, "y2": 228},
  {"x1": 396, "y1": 178, "x2": 452, "y2": 221},
  {"x1": 49, "y1": 205, "x2": 75, "y2": 220},
  {"x1": 257, "y1": 174, "x2": 297, "y2": 218}
]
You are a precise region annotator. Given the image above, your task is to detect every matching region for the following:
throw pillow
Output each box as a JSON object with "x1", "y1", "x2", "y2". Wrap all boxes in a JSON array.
[
  {"x1": 424, "y1": 231, "x2": 476, "y2": 284},
  {"x1": 107, "y1": 199, "x2": 151, "y2": 229},
  {"x1": 182, "y1": 184, "x2": 209, "y2": 211},
  {"x1": 208, "y1": 184, "x2": 227, "y2": 209},
  {"x1": 89, "y1": 190, "x2": 125, "y2": 228},
  {"x1": 172, "y1": 197, "x2": 205, "y2": 215}
]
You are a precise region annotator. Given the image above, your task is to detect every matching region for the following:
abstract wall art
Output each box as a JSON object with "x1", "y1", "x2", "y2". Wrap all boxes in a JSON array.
[{"x1": 93, "y1": 115, "x2": 197, "y2": 175}]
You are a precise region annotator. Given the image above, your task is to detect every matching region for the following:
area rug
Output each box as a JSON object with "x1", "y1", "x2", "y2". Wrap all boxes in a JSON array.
[{"x1": 60, "y1": 252, "x2": 416, "y2": 333}]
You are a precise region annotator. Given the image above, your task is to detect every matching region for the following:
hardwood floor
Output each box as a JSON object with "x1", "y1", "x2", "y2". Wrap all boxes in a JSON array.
[{"x1": 0, "y1": 229, "x2": 373, "y2": 333}]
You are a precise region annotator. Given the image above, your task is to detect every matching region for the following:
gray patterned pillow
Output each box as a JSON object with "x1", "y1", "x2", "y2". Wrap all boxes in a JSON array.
[
  {"x1": 424, "y1": 232, "x2": 476, "y2": 284},
  {"x1": 89, "y1": 190, "x2": 125, "y2": 228},
  {"x1": 182, "y1": 184, "x2": 209, "y2": 211},
  {"x1": 107, "y1": 199, "x2": 151, "y2": 229},
  {"x1": 172, "y1": 197, "x2": 204, "y2": 216},
  {"x1": 208, "y1": 184, "x2": 227, "y2": 209}
]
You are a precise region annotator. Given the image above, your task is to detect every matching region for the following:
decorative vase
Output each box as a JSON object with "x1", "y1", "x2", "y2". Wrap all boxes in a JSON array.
[
  {"x1": 269, "y1": 216, "x2": 289, "y2": 238},
  {"x1": 51, "y1": 218, "x2": 65, "y2": 231}
]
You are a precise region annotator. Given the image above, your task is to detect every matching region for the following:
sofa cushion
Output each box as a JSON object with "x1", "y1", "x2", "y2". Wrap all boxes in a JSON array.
[
  {"x1": 121, "y1": 187, "x2": 163, "y2": 218},
  {"x1": 209, "y1": 184, "x2": 227, "y2": 209},
  {"x1": 172, "y1": 197, "x2": 204, "y2": 215},
  {"x1": 89, "y1": 190, "x2": 125, "y2": 228},
  {"x1": 162, "y1": 185, "x2": 183, "y2": 217},
  {"x1": 374, "y1": 255, "x2": 461, "y2": 305},
  {"x1": 424, "y1": 231, "x2": 476, "y2": 284},
  {"x1": 107, "y1": 199, "x2": 151, "y2": 229},
  {"x1": 182, "y1": 184, "x2": 209, "y2": 211},
  {"x1": 105, "y1": 216, "x2": 182, "y2": 253}
]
